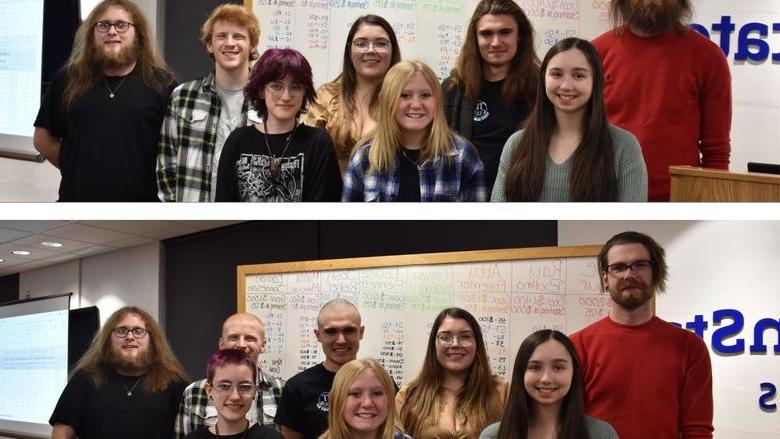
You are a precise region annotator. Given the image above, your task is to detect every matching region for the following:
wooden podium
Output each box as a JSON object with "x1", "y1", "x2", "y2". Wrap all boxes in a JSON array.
[{"x1": 669, "y1": 166, "x2": 780, "y2": 201}]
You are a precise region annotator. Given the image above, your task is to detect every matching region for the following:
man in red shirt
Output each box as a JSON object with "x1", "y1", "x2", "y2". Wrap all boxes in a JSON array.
[
  {"x1": 571, "y1": 231, "x2": 714, "y2": 438},
  {"x1": 593, "y1": 0, "x2": 731, "y2": 201}
]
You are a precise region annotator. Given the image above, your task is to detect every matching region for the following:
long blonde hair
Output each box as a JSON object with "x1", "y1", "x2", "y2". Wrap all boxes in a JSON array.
[
  {"x1": 70, "y1": 306, "x2": 188, "y2": 392},
  {"x1": 319, "y1": 358, "x2": 400, "y2": 439},
  {"x1": 399, "y1": 308, "x2": 505, "y2": 438},
  {"x1": 367, "y1": 60, "x2": 453, "y2": 173},
  {"x1": 62, "y1": 0, "x2": 174, "y2": 111}
]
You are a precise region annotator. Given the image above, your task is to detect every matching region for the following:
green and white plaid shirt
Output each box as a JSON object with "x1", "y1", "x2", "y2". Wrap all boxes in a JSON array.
[
  {"x1": 157, "y1": 72, "x2": 250, "y2": 202},
  {"x1": 173, "y1": 369, "x2": 285, "y2": 438}
]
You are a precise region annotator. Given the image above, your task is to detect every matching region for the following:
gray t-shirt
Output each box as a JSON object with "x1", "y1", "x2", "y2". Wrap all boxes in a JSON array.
[
  {"x1": 479, "y1": 417, "x2": 618, "y2": 439},
  {"x1": 212, "y1": 84, "x2": 245, "y2": 201}
]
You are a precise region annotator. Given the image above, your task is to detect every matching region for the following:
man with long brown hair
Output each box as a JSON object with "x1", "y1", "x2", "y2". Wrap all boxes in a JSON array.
[
  {"x1": 33, "y1": 0, "x2": 175, "y2": 201},
  {"x1": 157, "y1": 4, "x2": 260, "y2": 202},
  {"x1": 593, "y1": 0, "x2": 731, "y2": 201},
  {"x1": 442, "y1": 0, "x2": 539, "y2": 196},
  {"x1": 49, "y1": 306, "x2": 188, "y2": 439}
]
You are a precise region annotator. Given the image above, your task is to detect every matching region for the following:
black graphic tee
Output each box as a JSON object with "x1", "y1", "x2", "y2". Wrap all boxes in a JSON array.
[
  {"x1": 216, "y1": 124, "x2": 342, "y2": 202},
  {"x1": 273, "y1": 363, "x2": 336, "y2": 439}
]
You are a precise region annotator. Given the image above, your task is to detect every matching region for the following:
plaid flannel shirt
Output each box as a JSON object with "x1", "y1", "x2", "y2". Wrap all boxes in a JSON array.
[
  {"x1": 157, "y1": 72, "x2": 249, "y2": 202},
  {"x1": 342, "y1": 134, "x2": 486, "y2": 202},
  {"x1": 173, "y1": 369, "x2": 285, "y2": 438}
]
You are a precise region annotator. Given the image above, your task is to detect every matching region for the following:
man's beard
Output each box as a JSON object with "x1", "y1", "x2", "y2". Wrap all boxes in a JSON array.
[
  {"x1": 93, "y1": 41, "x2": 138, "y2": 71},
  {"x1": 108, "y1": 345, "x2": 153, "y2": 374},
  {"x1": 621, "y1": 1, "x2": 684, "y2": 35},
  {"x1": 608, "y1": 279, "x2": 653, "y2": 310}
]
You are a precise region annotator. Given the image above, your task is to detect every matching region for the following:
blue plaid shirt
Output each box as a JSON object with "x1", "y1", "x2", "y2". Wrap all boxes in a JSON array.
[{"x1": 342, "y1": 134, "x2": 486, "y2": 202}]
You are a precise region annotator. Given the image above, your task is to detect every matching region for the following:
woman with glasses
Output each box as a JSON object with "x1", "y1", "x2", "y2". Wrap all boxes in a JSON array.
[
  {"x1": 491, "y1": 38, "x2": 647, "y2": 202},
  {"x1": 479, "y1": 330, "x2": 617, "y2": 439},
  {"x1": 319, "y1": 358, "x2": 413, "y2": 439},
  {"x1": 397, "y1": 308, "x2": 507, "y2": 438},
  {"x1": 216, "y1": 48, "x2": 342, "y2": 202},
  {"x1": 342, "y1": 61, "x2": 486, "y2": 202},
  {"x1": 303, "y1": 15, "x2": 401, "y2": 174},
  {"x1": 185, "y1": 348, "x2": 282, "y2": 438}
]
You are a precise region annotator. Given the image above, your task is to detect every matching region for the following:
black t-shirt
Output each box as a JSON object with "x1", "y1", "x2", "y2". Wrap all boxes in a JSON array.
[
  {"x1": 34, "y1": 67, "x2": 175, "y2": 201},
  {"x1": 215, "y1": 124, "x2": 342, "y2": 202},
  {"x1": 49, "y1": 369, "x2": 185, "y2": 439},
  {"x1": 273, "y1": 363, "x2": 335, "y2": 439},
  {"x1": 470, "y1": 79, "x2": 530, "y2": 194},
  {"x1": 397, "y1": 147, "x2": 421, "y2": 202},
  {"x1": 185, "y1": 423, "x2": 283, "y2": 439}
]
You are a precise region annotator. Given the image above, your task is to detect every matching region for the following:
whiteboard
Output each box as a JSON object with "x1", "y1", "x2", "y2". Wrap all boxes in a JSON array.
[
  {"x1": 237, "y1": 245, "x2": 608, "y2": 385},
  {"x1": 246, "y1": 0, "x2": 611, "y2": 83}
]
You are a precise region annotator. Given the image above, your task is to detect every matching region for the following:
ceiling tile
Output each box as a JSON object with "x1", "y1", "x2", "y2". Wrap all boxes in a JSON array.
[
  {"x1": 0, "y1": 221, "x2": 72, "y2": 233},
  {"x1": 108, "y1": 235, "x2": 155, "y2": 249},
  {"x1": 70, "y1": 245, "x2": 115, "y2": 258},
  {"x1": 44, "y1": 223, "x2": 134, "y2": 244},
  {"x1": 0, "y1": 227, "x2": 29, "y2": 244},
  {"x1": 0, "y1": 242, "x2": 60, "y2": 262},
  {"x1": 8, "y1": 234, "x2": 94, "y2": 253},
  {"x1": 78, "y1": 220, "x2": 196, "y2": 240}
]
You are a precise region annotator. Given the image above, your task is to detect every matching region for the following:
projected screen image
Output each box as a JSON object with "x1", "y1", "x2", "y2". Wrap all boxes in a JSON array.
[{"x1": 0, "y1": 0, "x2": 44, "y2": 155}]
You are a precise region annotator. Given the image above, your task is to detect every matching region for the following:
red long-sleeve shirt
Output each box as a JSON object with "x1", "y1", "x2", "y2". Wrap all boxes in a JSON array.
[
  {"x1": 571, "y1": 316, "x2": 714, "y2": 438},
  {"x1": 593, "y1": 27, "x2": 732, "y2": 201}
]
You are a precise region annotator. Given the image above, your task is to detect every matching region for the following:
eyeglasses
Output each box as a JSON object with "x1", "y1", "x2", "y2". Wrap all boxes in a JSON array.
[
  {"x1": 605, "y1": 260, "x2": 654, "y2": 275},
  {"x1": 350, "y1": 38, "x2": 391, "y2": 53},
  {"x1": 266, "y1": 82, "x2": 305, "y2": 97},
  {"x1": 112, "y1": 326, "x2": 148, "y2": 338},
  {"x1": 212, "y1": 382, "x2": 256, "y2": 396},
  {"x1": 436, "y1": 333, "x2": 475, "y2": 346},
  {"x1": 95, "y1": 20, "x2": 134, "y2": 33}
]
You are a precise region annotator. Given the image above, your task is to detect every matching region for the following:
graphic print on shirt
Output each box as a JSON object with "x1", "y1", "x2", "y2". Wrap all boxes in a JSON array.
[
  {"x1": 236, "y1": 153, "x2": 304, "y2": 201},
  {"x1": 473, "y1": 100, "x2": 489, "y2": 122},
  {"x1": 316, "y1": 391, "x2": 329, "y2": 412}
]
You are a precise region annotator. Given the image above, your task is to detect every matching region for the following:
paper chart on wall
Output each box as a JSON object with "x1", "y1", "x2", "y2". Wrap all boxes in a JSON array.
[{"x1": 243, "y1": 255, "x2": 609, "y2": 385}]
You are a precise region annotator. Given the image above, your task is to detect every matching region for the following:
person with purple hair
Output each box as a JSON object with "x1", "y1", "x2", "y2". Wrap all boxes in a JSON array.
[
  {"x1": 185, "y1": 349, "x2": 283, "y2": 439},
  {"x1": 215, "y1": 49, "x2": 342, "y2": 202}
]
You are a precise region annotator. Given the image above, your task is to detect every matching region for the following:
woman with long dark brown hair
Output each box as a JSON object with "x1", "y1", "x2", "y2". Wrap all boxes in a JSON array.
[
  {"x1": 479, "y1": 330, "x2": 616, "y2": 439},
  {"x1": 491, "y1": 38, "x2": 647, "y2": 202}
]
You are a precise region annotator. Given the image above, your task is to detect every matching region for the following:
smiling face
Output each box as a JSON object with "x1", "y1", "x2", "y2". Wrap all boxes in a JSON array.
[
  {"x1": 602, "y1": 242, "x2": 655, "y2": 310},
  {"x1": 435, "y1": 317, "x2": 477, "y2": 376},
  {"x1": 545, "y1": 48, "x2": 593, "y2": 118},
  {"x1": 219, "y1": 314, "x2": 267, "y2": 361},
  {"x1": 476, "y1": 14, "x2": 519, "y2": 75},
  {"x1": 394, "y1": 72, "x2": 436, "y2": 146},
  {"x1": 260, "y1": 76, "x2": 305, "y2": 126},
  {"x1": 350, "y1": 24, "x2": 393, "y2": 82},
  {"x1": 207, "y1": 19, "x2": 253, "y2": 74},
  {"x1": 109, "y1": 312, "x2": 150, "y2": 372},
  {"x1": 523, "y1": 339, "x2": 573, "y2": 410},
  {"x1": 92, "y1": 5, "x2": 137, "y2": 68},
  {"x1": 343, "y1": 368, "x2": 389, "y2": 437},
  {"x1": 206, "y1": 363, "x2": 256, "y2": 425},
  {"x1": 315, "y1": 306, "x2": 364, "y2": 371}
]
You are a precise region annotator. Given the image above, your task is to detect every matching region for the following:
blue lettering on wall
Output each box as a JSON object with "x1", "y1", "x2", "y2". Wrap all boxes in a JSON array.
[
  {"x1": 691, "y1": 16, "x2": 780, "y2": 61},
  {"x1": 750, "y1": 318, "x2": 780, "y2": 354},
  {"x1": 759, "y1": 382, "x2": 777, "y2": 411},
  {"x1": 712, "y1": 309, "x2": 744, "y2": 354}
]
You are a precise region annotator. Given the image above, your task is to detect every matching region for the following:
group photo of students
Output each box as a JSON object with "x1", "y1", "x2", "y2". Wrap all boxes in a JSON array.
[
  {"x1": 29, "y1": 0, "x2": 731, "y2": 202},
  {"x1": 45, "y1": 228, "x2": 714, "y2": 439}
]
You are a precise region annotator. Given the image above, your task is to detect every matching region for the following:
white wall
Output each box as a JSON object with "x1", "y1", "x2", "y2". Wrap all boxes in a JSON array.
[
  {"x1": 19, "y1": 242, "x2": 162, "y2": 325},
  {"x1": 558, "y1": 221, "x2": 780, "y2": 438}
]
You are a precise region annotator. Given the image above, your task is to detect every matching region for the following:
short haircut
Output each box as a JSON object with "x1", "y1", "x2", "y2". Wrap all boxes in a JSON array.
[
  {"x1": 316, "y1": 298, "x2": 361, "y2": 328},
  {"x1": 220, "y1": 312, "x2": 265, "y2": 339},
  {"x1": 244, "y1": 48, "x2": 316, "y2": 120},
  {"x1": 598, "y1": 231, "x2": 669, "y2": 292},
  {"x1": 206, "y1": 348, "x2": 258, "y2": 384},
  {"x1": 200, "y1": 4, "x2": 260, "y2": 50}
]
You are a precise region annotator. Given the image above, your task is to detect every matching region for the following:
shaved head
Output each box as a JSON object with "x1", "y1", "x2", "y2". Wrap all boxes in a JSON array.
[
  {"x1": 221, "y1": 312, "x2": 265, "y2": 337},
  {"x1": 317, "y1": 299, "x2": 361, "y2": 328}
]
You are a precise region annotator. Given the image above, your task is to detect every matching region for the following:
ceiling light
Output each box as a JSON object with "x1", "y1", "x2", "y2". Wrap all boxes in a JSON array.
[
  {"x1": 0, "y1": 258, "x2": 4, "y2": 263},
  {"x1": 41, "y1": 241, "x2": 63, "y2": 248},
  {"x1": 12, "y1": 250, "x2": 31, "y2": 256}
]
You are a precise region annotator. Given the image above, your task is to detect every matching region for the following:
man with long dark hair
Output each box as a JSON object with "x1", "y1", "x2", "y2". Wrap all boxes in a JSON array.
[
  {"x1": 442, "y1": 0, "x2": 539, "y2": 196},
  {"x1": 570, "y1": 231, "x2": 714, "y2": 438},
  {"x1": 157, "y1": 4, "x2": 260, "y2": 202},
  {"x1": 33, "y1": 0, "x2": 176, "y2": 201},
  {"x1": 593, "y1": 0, "x2": 731, "y2": 201},
  {"x1": 49, "y1": 306, "x2": 188, "y2": 439}
]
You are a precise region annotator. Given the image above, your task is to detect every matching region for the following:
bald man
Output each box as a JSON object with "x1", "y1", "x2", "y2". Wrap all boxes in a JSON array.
[
  {"x1": 174, "y1": 313, "x2": 285, "y2": 439},
  {"x1": 275, "y1": 299, "x2": 365, "y2": 439}
]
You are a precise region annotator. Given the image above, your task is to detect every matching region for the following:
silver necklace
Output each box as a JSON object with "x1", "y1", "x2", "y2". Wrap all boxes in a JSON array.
[
  {"x1": 120, "y1": 375, "x2": 143, "y2": 397},
  {"x1": 105, "y1": 75, "x2": 128, "y2": 99},
  {"x1": 400, "y1": 148, "x2": 421, "y2": 168},
  {"x1": 262, "y1": 120, "x2": 297, "y2": 178}
]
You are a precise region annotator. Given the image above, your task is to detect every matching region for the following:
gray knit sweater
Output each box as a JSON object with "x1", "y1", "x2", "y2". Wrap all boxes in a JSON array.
[
  {"x1": 479, "y1": 417, "x2": 618, "y2": 439},
  {"x1": 491, "y1": 125, "x2": 648, "y2": 202}
]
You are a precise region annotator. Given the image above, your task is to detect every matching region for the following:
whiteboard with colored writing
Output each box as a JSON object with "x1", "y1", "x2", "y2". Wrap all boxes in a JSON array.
[
  {"x1": 237, "y1": 245, "x2": 607, "y2": 385},
  {"x1": 245, "y1": 0, "x2": 611, "y2": 84}
]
